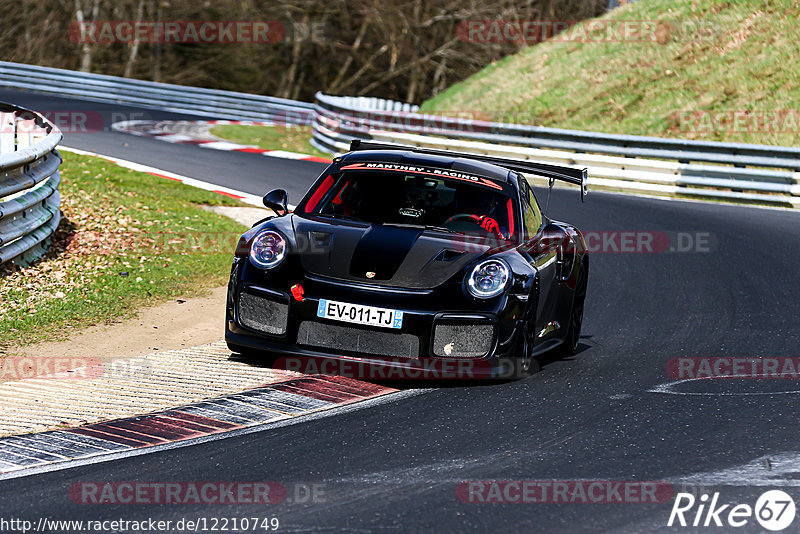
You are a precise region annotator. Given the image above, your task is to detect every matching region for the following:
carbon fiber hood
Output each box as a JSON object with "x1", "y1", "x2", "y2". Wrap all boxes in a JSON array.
[{"x1": 291, "y1": 215, "x2": 488, "y2": 289}]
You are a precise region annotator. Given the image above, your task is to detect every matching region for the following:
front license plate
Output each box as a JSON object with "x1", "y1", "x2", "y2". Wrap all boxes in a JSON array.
[{"x1": 317, "y1": 299, "x2": 403, "y2": 329}]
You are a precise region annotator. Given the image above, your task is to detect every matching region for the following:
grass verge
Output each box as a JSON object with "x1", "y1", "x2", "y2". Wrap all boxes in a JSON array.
[
  {"x1": 422, "y1": 0, "x2": 800, "y2": 146},
  {"x1": 0, "y1": 152, "x2": 247, "y2": 349},
  {"x1": 209, "y1": 124, "x2": 331, "y2": 159}
]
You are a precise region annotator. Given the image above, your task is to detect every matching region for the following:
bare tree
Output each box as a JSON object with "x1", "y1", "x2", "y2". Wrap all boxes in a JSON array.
[{"x1": 0, "y1": 0, "x2": 608, "y2": 102}]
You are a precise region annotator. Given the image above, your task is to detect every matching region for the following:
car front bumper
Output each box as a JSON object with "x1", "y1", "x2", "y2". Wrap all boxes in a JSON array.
[{"x1": 225, "y1": 261, "x2": 527, "y2": 379}]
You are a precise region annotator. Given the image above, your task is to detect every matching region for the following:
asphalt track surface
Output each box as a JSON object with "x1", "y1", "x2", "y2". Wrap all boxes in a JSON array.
[{"x1": 2, "y1": 89, "x2": 800, "y2": 533}]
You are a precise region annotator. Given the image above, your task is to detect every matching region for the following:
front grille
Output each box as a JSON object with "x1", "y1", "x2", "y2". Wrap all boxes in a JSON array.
[
  {"x1": 297, "y1": 321, "x2": 420, "y2": 359},
  {"x1": 238, "y1": 292, "x2": 289, "y2": 335},
  {"x1": 432, "y1": 323, "x2": 494, "y2": 358}
]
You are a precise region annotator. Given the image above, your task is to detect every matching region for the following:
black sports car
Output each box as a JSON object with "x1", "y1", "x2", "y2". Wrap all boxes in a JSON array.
[{"x1": 225, "y1": 141, "x2": 589, "y2": 379}]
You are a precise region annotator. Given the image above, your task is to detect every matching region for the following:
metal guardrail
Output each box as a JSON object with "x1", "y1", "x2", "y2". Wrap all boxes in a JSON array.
[
  {"x1": 2, "y1": 61, "x2": 797, "y2": 208},
  {"x1": 0, "y1": 62, "x2": 314, "y2": 124},
  {"x1": 313, "y1": 93, "x2": 800, "y2": 208},
  {"x1": 0, "y1": 103, "x2": 62, "y2": 267}
]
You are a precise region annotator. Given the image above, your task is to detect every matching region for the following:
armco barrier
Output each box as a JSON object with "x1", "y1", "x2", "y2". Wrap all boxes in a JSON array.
[
  {"x1": 313, "y1": 93, "x2": 800, "y2": 208},
  {"x1": 0, "y1": 61, "x2": 314, "y2": 124},
  {"x1": 0, "y1": 103, "x2": 62, "y2": 266},
  {"x1": 2, "y1": 61, "x2": 797, "y2": 208}
]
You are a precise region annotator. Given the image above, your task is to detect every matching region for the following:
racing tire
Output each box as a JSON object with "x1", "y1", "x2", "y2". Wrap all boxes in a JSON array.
[{"x1": 560, "y1": 262, "x2": 588, "y2": 357}]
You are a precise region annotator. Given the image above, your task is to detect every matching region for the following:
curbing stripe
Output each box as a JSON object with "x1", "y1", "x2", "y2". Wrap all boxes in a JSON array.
[
  {"x1": 0, "y1": 443, "x2": 61, "y2": 463},
  {"x1": 238, "y1": 387, "x2": 334, "y2": 411},
  {"x1": 112, "y1": 119, "x2": 333, "y2": 163},
  {"x1": 202, "y1": 398, "x2": 291, "y2": 424},
  {"x1": 222, "y1": 397, "x2": 299, "y2": 418},
  {"x1": 311, "y1": 375, "x2": 389, "y2": 396},
  {"x1": 48, "y1": 431, "x2": 129, "y2": 452},
  {"x1": 5, "y1": 436, "x2": 87, "y2": 458},
  {"x1": 271, "y1": 380, "x2": 359, "y2": 403},
  {"x1": 0, "y1": 445, "x2": 46, "y2": 466},
  {"x1": 179, "y1": 405, "x2": 256, "y2": 426},
  {"x1": 8, "y1": 435, "x2": 98, "y2": 458},
  {"x1": 101, "y1": 420, "x2": 198, "y2": 442},
  {"x1": 147, "y1": 415, "x2": 222, "y2": 434},
  {"x1": 158, "y1": 410, "x2": 241, "y2": 431},
  {"x1": 226, "y1": 394, "x2": 304, "y2": 416},
  {"x1": 0, "y1": 441, "x2": 69, "y2": 461},
  {"x1": 68, "y1": 427, "x2": 151, "y2": 448},
  {"x1": 0, "y1": 460, "x2": 19, "y2": 471},
  {"x1": 0, "y1": 376, "x2": 396, "y2": 475},
  {"x1": 270, "y1": 383, "x2": 345, "y2": 403},
  {"x1": 78, "y1": 424, "x2": 167, "y2": 445}
]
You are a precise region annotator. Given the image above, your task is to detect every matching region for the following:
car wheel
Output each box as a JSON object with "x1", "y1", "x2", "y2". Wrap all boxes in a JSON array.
[{"x1": 561, "y1": 263, "x2": 588, "y2": 356}]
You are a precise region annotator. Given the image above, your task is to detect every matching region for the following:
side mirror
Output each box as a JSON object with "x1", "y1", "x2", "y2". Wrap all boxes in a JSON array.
[
  {"x1": 535, "y1": 224, "x2": 570, "y2": 253},
  {"x1": 263, "y1": 189, "x2": 288, "y2": 216}
]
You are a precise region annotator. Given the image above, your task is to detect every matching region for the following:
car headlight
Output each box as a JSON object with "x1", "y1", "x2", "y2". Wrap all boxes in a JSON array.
[
  {"x1": 466, "y1": 259, "x2": 510, "y2": 299},
  {"x1": 249, "y1": 230, "x2": 287, "y2": 269}
]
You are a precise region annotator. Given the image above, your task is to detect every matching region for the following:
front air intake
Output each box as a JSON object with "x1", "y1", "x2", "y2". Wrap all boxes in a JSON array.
[
  {"x1": 237, "y1": 291, "x2": 289, "y2": 335},
  {"x1": 432, "y1": 323, "x2": 494, "y2": 358}
]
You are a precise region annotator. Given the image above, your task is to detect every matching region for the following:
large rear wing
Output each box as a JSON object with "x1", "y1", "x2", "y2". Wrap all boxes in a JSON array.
[{"x1": 349, "y1": 139, "x2": 588, "y2": 202}]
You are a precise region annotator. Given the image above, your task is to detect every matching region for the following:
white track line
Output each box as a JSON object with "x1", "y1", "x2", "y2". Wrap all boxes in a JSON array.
[{"x1": 59, "y1": 146, "x2": 265, "y2": 207}]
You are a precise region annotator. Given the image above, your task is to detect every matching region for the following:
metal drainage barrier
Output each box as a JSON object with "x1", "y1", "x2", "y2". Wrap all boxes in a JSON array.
[
  {"x1": 0, "y1": 102, "x2": 63, "y2": 267},
  {"x1": 313, "y1": 92, "x2": 800, "y2": 208}
]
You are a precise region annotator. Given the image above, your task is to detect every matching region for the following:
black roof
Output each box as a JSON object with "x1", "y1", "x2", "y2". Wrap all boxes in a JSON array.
[{"x1": 337, "y1": 150, "x2": 513, "y2": 183}]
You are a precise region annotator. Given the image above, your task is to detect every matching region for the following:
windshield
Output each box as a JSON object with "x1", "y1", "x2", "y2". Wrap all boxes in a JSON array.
[{"x1": 300, "y1": 170, "x2": 518, "y2": 240}]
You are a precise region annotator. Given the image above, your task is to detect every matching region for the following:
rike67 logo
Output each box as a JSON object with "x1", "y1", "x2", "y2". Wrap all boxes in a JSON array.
[{"x1": 668, "y1": 490, "x2": 796, "y2": 531}]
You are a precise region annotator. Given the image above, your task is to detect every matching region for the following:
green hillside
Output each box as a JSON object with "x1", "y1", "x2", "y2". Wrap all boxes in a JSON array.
[{"x1": 421, "y1": 0, "x2": 800, "y2": 146}]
